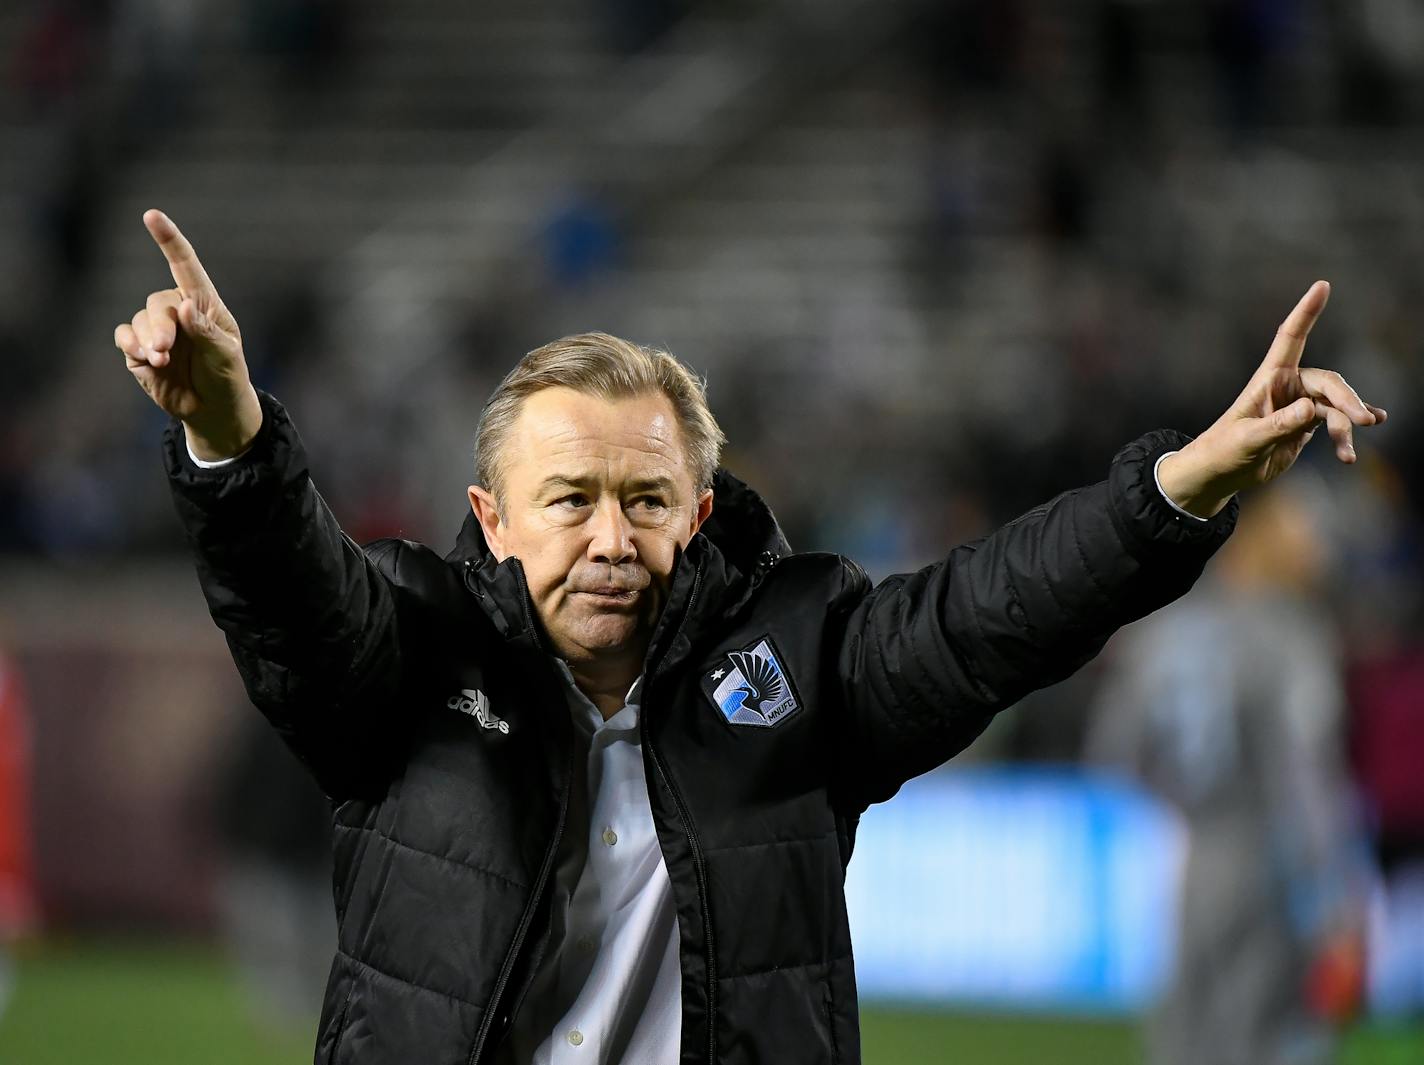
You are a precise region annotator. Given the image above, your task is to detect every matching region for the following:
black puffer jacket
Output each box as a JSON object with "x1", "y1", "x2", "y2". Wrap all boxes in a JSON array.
[{"x1": 164, "y1": 390, "x2": 1236, "y2": 1065}]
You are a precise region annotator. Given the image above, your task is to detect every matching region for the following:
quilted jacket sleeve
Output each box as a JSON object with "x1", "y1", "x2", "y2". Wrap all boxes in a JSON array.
[
  {"x1": 163, "y1": 390, "x2": 406, "y2": 798},
  {"x1": 830, "y1": 429, "x2": 1238, "y2": 813}
]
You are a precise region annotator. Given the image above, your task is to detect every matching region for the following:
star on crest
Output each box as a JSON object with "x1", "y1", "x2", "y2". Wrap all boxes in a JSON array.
[{"x1": 711, "y1": 668, "x2": 726, "y2": 680}]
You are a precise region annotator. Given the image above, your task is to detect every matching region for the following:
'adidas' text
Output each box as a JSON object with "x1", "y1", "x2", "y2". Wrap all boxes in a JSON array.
[{"x1": 447, "y1": 688, "x2": 509, "y2": 734}]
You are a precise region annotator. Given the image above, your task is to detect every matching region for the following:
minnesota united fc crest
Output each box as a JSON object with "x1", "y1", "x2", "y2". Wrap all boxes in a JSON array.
[{"x1": 702, "y1": 635, "x2": 801, "y2": 728}]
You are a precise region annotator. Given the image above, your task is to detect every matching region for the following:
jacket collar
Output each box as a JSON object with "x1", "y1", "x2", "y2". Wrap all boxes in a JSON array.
[{"x1": 444, "y1": 468, "x2": 791, "y2": 670}]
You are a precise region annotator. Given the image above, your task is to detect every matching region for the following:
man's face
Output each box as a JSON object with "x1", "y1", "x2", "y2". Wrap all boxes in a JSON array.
[{"x1": 468, "y1": 387, "x2": 714, "y2": 671}]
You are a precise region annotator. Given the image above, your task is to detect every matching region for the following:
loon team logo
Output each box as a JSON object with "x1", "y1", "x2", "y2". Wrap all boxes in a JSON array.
[
  {"x1": 447, "y1": 688, "x2": 509, "y2": 734},
  {"x1": 703, "y1": 636, "x2": 800, "y2": 728}
]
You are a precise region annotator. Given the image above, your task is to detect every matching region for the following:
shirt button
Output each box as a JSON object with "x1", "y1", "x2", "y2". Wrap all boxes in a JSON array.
[
  {"x1": 568, "y1": 1029, "x2": 584, "y2": 1047},
  {"x1": 601, "y1": 827, "x2": 618, "y2": 847},
  {"x1": 577, "y1": 935, "x2": 596, "y2": 953}
]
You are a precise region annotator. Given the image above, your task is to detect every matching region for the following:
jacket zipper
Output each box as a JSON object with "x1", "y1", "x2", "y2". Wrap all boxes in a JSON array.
[
  {"x1": 647, "y1": 741, "x2": 717, "y2": 1064},
  {"x1": 466, "y1": 555, "x2": 719, "y2": 1062},
  {"x1": 466, "y1": 566, "x2": 571, "y2": 1065},
  {"x1": 513, "y1": 562, "x2": 552, "y2": 652},
  {"x1": 644, "y1": 562, "x2": 718, "y2": 1065}
]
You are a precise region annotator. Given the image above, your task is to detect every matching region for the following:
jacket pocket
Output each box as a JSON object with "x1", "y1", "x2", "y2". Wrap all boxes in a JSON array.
[
  {"x1": 823, "y1": 984, "x2": 841, "y2": 1065},
  {"x1": 328, "y1": 984, "x2": 356, "y2": 1065},
  {"x1": 316, "y1": 953, "x2": 358, "y2": 1065}
]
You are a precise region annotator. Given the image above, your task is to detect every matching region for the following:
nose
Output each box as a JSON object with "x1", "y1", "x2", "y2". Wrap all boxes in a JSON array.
[{"x1": 587, "y1": 497, "x2": 636, "y2": 565}]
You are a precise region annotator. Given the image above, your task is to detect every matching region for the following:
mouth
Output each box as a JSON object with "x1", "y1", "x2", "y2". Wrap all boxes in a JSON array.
[{"x1": 573, "y1": 588, "x2": 642, "y2": 608}]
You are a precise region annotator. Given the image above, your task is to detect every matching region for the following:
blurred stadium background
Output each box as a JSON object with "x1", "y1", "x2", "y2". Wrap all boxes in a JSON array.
[{"x1": 2, "y1": 0, "x2": 1424, "y2": 1062}]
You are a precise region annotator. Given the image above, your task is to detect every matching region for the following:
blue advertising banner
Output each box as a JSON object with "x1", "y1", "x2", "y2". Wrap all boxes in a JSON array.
[{"x1": 844, "y1": 766, "x2": 1185, "y2": 1012}]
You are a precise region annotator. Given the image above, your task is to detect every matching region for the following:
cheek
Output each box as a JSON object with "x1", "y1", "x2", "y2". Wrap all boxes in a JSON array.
[
  {"x1": 637, "y1": 532, "x2": 684, "y2": 581},
  {"x1": 505, "y1": 526, "x2": 582, "y2": 600}
]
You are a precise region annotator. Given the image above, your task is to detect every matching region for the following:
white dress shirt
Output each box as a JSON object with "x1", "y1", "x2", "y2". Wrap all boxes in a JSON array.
[
  {"x1": 498, "y1": 664, "x2": 681, "y2": 1065},
  {"x1": 1153, "y1": 450, "x2": 1210, "y2": 522}
]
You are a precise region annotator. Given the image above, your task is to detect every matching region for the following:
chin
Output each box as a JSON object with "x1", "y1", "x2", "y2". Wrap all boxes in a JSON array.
[{"x1": 562, "y1": 613, "x2": 645, "y2": 656}]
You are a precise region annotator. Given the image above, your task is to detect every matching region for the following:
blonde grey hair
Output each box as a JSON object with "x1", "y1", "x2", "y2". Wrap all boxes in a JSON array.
[{"x1": 474, "y1": 332, "x2": 726, "y2": 503}]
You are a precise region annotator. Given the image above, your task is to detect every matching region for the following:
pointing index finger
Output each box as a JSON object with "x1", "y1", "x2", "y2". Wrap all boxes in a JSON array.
[
  {"x1": 1262, "y1": 280, "x2": 1330, "y2": 371},
  {"x1": 143, "y1": 209, "x2": 215, "y2": 299}
]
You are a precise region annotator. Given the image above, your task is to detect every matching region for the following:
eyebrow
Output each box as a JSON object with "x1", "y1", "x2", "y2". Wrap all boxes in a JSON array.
[
  {"x1": 535, "y1": 474, "x2": 591, "y2": 495},
  {"x1": 533, "y1": 474, "x2": 678, "y2": 496},
  {"x1": 626, "y1": 476, "x2": 677, "y2": 495}
]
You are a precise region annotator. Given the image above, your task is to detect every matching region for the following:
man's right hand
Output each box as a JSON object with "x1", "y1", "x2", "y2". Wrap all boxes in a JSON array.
[{"x1": 114, "y1": 209, "x2": 263, "y2": 462}]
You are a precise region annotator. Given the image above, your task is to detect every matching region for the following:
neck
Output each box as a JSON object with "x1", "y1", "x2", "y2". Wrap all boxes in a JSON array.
[{"x1": 566, "y1": 655, "x2": 642, "y2": 721}]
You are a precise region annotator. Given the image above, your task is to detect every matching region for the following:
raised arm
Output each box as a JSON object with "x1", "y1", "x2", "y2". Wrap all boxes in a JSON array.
[
  {"x1": 830, "y1": 282, "x2": 1387, "y2": 812},
  {"x1": 115, "y1": 211, "x2": 405, "y2": 797},
  {"x1": 1156, "y1": 281, "x2": 1386, "y2": 515},
  {"x1": 117, "y1": 209, "x2": 264, "y2": 459}
]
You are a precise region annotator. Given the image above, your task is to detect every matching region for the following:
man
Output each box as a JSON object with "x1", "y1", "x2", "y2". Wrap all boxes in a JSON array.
[{"x1": 116, "y1": 208, "x2": 1384, "y2": 1065}]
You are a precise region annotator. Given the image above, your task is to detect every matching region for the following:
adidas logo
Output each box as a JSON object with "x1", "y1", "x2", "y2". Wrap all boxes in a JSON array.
[{"x1": 446, "y1": 688, "x2": 509, "y2": 734}]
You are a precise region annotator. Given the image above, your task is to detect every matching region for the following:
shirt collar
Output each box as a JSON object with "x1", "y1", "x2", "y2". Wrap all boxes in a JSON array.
[{"x1": 552, "y1": 658, "x2": 644, "y2": 734}]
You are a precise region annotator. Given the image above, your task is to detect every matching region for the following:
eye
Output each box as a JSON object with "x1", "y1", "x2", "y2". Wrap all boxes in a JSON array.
[
  {"x1": 630, "y1": 496, "x2": 668, "y2": 511},
  {"x1": 553, "y1": 493, "x2": 590, "y2": 510}
]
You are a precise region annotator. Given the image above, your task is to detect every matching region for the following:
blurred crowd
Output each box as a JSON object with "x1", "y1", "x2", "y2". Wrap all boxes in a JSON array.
[
  {"x1": 2, "y1": 0, "x2": 1421, "y2": 562},
  {"x1": 2, "y1": 0, "x2": 1422, "y2": 1055}
]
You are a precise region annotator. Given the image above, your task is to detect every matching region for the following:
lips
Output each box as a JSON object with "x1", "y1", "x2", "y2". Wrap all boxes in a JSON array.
[
  {"x1": 577, "y1": 586, "x2": 640, "y2": 599},
  {"x1": 569, "y1": 569, "x2": 648, "y2": 607}
]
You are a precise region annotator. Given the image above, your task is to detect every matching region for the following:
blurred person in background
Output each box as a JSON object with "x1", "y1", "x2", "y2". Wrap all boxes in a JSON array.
[
  {"x1": 1087, "y1": 478, "x2": 1370, "y2": 1065},
  {"x1": 0, "y1": 642, "x2": 40, "y2": 1023},
  {"x1": 213, "y1": 708, "x2": 336, "y2": 1032},
  {"x1": 111, "y1": 205, "x2": 1384, "y2": 1065}
]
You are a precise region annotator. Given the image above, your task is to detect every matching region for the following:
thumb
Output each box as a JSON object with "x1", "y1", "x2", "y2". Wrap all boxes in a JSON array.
[
  {"x1": 1256, "y1": 395, "x2": 1316, "y2": 445},
  {"x1": 178, "y1": 297, "x2": 212, "y2": 337}
]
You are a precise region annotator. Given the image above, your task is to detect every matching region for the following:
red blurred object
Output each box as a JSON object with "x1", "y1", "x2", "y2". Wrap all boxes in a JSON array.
[
  {"x1": 1349, "y1": 647, "x2": 1424, "y2": 856},
  {"x1": 1305, "y1": 928, "x2": 1367, "y2": 1024},
  {"x1": 0, "y1": 651, "x2": 39, "y2": 939}
]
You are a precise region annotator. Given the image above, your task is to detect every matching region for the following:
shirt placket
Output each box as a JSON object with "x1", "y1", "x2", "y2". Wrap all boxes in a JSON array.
[{"x1": 551, "y1": 702, "x2": 637, "y2": 1061}]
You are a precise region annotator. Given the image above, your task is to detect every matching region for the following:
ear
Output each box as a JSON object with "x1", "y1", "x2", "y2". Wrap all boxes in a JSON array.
[
  {"x1": 468, "y1": 485, "x2": 510, "y2": 561},
  {"x1": 690, "y1": 488, "x2": 714, "y2": 537}
]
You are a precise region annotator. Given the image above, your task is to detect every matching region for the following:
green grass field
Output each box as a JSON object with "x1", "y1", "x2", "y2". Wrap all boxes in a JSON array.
[{"x1": 0, "y1": 940, "x2": 1418, "y2": 1064}]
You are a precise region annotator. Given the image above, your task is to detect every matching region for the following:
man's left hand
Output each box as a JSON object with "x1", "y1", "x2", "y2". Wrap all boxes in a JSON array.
[{"x1": 1157, "y1": 281, "x2": 1388, "y2": 518}]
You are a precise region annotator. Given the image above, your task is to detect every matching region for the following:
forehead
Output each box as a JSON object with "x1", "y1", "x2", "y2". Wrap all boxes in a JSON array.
[{"x1": 505, "y1": 387, "x2": 691, "y2": 485}]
